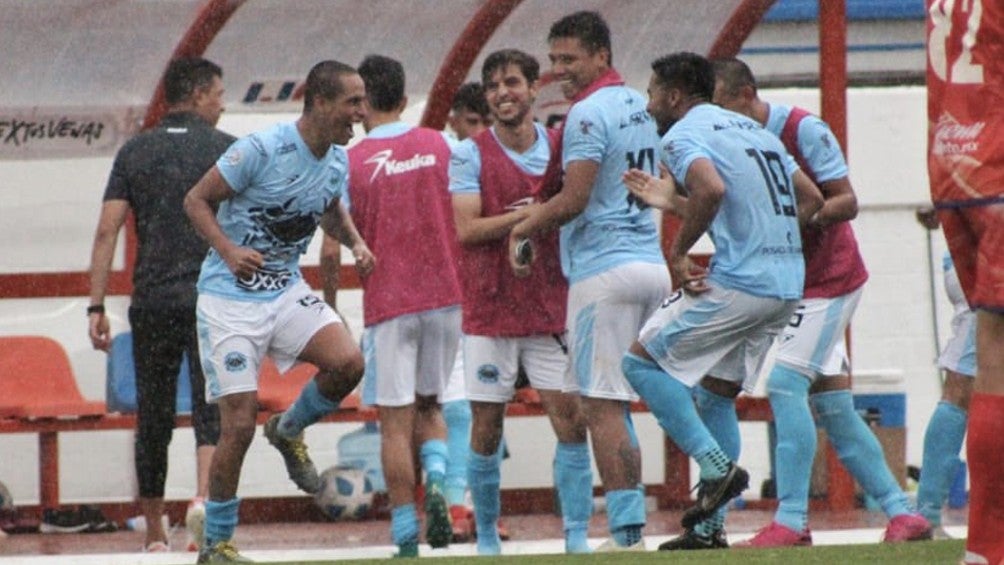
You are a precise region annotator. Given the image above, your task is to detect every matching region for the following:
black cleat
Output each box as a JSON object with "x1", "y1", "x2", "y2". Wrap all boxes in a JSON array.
[
  {"x1": 658, "y1": 528, "x2": 729, "y2": 550},
  {"x1": 681, "y1": 463, "x2": 749, "y2": 530}
]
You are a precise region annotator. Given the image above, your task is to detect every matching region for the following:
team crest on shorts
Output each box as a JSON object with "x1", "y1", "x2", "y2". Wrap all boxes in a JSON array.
[
  {"x1": 224, "y1": 351, "x2": 248, "y2": 372},
  {"x1": 476, "y1": 364, "x2": 500, "y2": 384}
]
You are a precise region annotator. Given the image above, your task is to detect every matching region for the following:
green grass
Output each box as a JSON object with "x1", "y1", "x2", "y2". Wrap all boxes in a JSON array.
[{"x1": 199, "y1": 540, "x2": 965, "y2": 565}]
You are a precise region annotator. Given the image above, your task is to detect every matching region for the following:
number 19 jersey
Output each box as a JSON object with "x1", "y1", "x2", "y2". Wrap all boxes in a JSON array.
[{"x1": 662, "y1": 104, "x2": 804, "y2": 300}]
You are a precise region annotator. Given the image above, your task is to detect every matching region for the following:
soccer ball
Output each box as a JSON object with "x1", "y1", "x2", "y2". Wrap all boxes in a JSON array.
[{"x1": 314, "y1": 465, "x2": 375, "y2": 521}]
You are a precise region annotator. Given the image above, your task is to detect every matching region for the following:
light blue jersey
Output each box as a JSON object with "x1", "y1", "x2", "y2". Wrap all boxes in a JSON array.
[
  {"x1": 765, "y1": 104, "x2": 847, "y2": 183},
  {"x1": 448, "y1": 123, "x2": 550, "y2": 195},
  {"x1": 560, "y1": 85, "x2": 665, "y2": 283},
  {"x1": 663, "y1": 104, "x2": 804, "y2": 299},
  {"x1": 198, "y1": 121, "x2": 349, "y2": 301}
]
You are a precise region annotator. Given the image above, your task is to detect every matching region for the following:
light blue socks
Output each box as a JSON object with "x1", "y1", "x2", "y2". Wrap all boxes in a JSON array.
[
  {"x1": 812, "y1": 390, "x2": 913, "y2": 518},
  {"x1": 917, "y1": 401, "x2": 967, "y2": 525},
  {"x1": 606, "y1": 488, "x2": 644, "y2": 547},
  {"x1": 279, "y1": 378, "x2": 338, "y2": 436},
  {"x1": 622, "y1": 353, "x2": 729, "y2": 480},
  {"x1": 692, "y1": 385, "x2": 741, "y2": 537},
  {"x1": 204, "y1": 498, "x2": 240, "y2": 548},
  {"x1": 420, "y1": 440, "x2": 449, "y2": 490},
  {"x1": 391, "y1": 503, "x2": 419, "y2": 555},
  {"x1": 468, "y1": 451, "x2": 501, "y2": 555},
  {"x1": 767, "y1": 365, "x2": 815, "y2": 532},
  {"x1": 554, "y1": 442, "x2": 593, "y2": 553},
  {"x1": 442, "y1": 400, "x2": 472, "y2": 506}
]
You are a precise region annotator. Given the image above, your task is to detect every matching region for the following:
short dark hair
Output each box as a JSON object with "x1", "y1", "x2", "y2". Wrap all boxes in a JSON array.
[
  {"x1": 358, "y1": 54, "x2": 405, "y2": 112},
  {"x1": 451, "y1": 82, "x2": 489, "y2": 117},
  {"x1": 163, "y1": 57, "x2": 222, "y2": 105},
  {"x1": 548, "y1": 11, "x2": 612, "y2": 64},
  {"x1": 651, "y1": 52, "x2": 715, "y2": 102},
  {"x1": 712, "y1": 57, "x2": 758, "y2": 98},
  {"x1": 303, "y1": 60, "x2": 357, "y2": 111},
  {"x1": 481, "y1": 49, "x2": 540, "y2": 85}
]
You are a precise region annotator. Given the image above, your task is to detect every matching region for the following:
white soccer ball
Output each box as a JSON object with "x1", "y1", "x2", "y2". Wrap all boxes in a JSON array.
[{"x1": 314, "y1": 465, "x2": 375, "y2": 521}]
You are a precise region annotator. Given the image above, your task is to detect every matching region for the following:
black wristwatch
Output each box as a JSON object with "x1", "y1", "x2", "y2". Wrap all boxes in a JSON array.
[{"x1": 87, "y1": 304, "x2": 105, "y2": 315}]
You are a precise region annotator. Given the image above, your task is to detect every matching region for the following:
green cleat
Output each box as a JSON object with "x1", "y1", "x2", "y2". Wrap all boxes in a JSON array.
[
  {"x1": 197, "y1": 540, "x2": 253, "y2": 563},
  {"x1": 423, "y1": 482, "x2": 452, "y2": 549},
  {"x1": 263, "y1": 413, "x2": 320, "y2": 494}
]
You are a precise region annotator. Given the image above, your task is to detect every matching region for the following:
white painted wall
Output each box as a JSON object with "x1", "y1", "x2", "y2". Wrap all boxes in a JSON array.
[{"x1": 0, "y1": 86, "x2": 954, "y2": 507}]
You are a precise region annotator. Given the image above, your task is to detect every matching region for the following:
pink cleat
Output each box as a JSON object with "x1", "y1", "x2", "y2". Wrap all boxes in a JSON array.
[
  {"x1": 882, "y1": 513, "x2": 933, "y2": 542},
  {"x1": 734, "y1": 521, "x2": 812, "y2": 547}
]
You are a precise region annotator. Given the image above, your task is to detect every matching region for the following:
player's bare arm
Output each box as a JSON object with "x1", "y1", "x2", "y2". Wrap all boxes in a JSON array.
[
  {"x1": 183, "y1": 166, "x2": 263, "y2": 280},
  {"x1": 808, "y1": 176, "x2": 857, "y2": 228},
  {"x1": 622, "y1": 163, "x2": 687, "y2": 217},
  {"x1": 790, "y1": 169, "x2": 825, "y2": 227},
  {"x1": 452, "y1": 193, "x2": 537, "y2": 246},
  {"x1": 320, "y1": 199, "x2": 374, "y2": 277},
  {"x1": 669, "y1": 158, "x2": 724, "y2": 294},
  {"x1": 86, "y1": 198, "x2": 130, "y2": 351}
]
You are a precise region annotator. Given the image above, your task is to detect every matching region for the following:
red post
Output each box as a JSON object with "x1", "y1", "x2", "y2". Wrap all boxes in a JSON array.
[{"x1": 819, "y1": 0, "x2": 857, "y2": 511}]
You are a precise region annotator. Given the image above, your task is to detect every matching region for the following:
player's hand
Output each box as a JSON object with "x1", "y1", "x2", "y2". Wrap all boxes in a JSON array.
[
  {"x1": 623, "y1": 164, "x2": 680, "y2": 213},
  {"x1": 508, "y1": 234, "x2": 533, "y2": 278},
  {"x1": 670, "y1": 254, "x2": 709, "y2": 295},
  {"x1": 352, "y1": 242, "x2": 376, "y2": 277},
  {"x1": 223, "y1": 245, "x2": 264, "y2": 280},
  {"x1": 88, "y1": 312, "x2": 111, "y2": 352}
]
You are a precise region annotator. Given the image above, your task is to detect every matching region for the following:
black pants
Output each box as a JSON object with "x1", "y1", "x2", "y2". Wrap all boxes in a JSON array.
[{"x1": 129, "y1": 306, "x2": 220, "y2": 498}]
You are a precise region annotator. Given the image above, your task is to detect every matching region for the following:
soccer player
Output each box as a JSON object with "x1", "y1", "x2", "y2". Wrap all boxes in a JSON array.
[
  {"x1": 449, "y1": 48, "x2": 593, "y2": 556},
  {"x1": 87, "y1": 57, "x2": 231, "y2": 553},
  {"x1": 927, "y1": 1, "x2": 1004, "y2": 561},
  {"x1": 447, "y1": 82, "x2": 493, "y2": 142},
  {"x1": 347, "y1": 54, "x2": 461, "y2": 558},
  {"x1": 620, "y1": 51, "x2": 823, "y2": 549},
  {"x1": 705, "y1": 58, "x2": 930, "y2": 547},
  {"x1": 914, "y1": 217, "x2": 974, "y2": 539},
  {"x1": 183, "y1": 60, "x2": 373, "y2": 563},
  {"x1": 509, "y1": 11, "x2": 671, "y2": 551}
]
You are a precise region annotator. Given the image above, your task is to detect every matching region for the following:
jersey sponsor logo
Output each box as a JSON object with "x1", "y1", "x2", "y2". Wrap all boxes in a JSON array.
[
  {"x1": 363, "y1": 149, "x2": 438, "y2": 182},
  {"x1": 931, "y1": 113, "x2": 984, "y2": 157},
  {"x1": 277, "y1": 142, "x2": 297, "y2": 156},
  {"x1": 476, "y1": 363, "x2": 500, "y2": 384},
  {"x1": 236, "y1": 266, "x2": 293, "y2": 292},
  {"x1": 224, "y1": 351, "x2": 248, "y2": 372},
  {"x1": 619, "y1": 110, "x2": 652, "y2": 129}
]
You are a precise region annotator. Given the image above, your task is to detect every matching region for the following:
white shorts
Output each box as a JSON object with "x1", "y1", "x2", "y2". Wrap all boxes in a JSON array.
[
  {"x1": 567, "y1": 262, "x2": 670, "y2": 401},
  {"x1": 360, "y1": 306, "x2": 461, "y2": 407},
  {"x1": 440, "y1": 343, "x2": 466, "y2": 404},
  {"x1": 639, "y1": 284, "x2": 798, "y2": 393},
  {"x1": 196, "y1": 280, "x2": 341, "y2": 402},
  {"x1": 463, "y1": 333, "x2": 575, "y2": 403},
  {"x1": 940, "y1": 261, "x2": 977, "y2": 377},
  {"x1": 774, "y1": 287, "x2": 863, "y2": 379}
]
